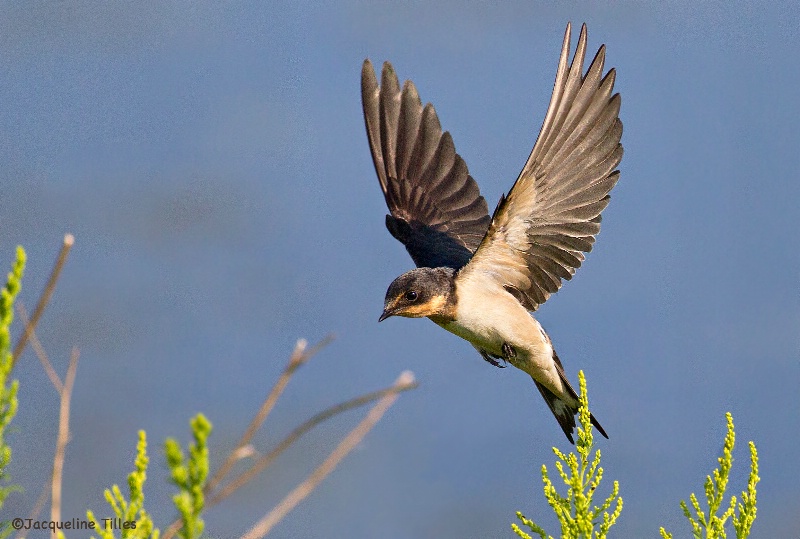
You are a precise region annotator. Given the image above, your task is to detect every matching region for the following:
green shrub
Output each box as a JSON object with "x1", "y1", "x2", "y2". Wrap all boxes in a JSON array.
[
  {"x1": 0, "y1": 246, "x2": 25, "y2": 520},
  {"x1": 512, "y1": 371, "x2": 622, "y2": 539},
  {"x1": 660, "y1": 413, "x2": 759, "y2": 539},
  {"x1": 512, "y1": 373, "x2": 760, "y2": 539}
]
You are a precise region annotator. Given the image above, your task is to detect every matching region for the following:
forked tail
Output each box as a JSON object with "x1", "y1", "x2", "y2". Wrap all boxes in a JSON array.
[{"x1": 534, "y1": 351, "x2": 608, "y2": 444}]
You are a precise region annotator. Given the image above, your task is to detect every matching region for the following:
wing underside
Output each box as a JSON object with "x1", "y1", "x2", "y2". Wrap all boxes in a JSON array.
[{"x1": 462, "y1": 23, "x2": 623, "y2": 311}]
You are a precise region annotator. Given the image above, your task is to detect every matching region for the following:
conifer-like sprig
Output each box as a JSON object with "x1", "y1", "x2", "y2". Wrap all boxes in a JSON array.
[
  {"x1": 732, "y1": 441, "x2": 759, "y2": 539},
  {"x1": 87, "y1": 430, "x2": 160, "y2": 539},
  {"x1": 0, "y1": 246, "x2": 25, "y2": 516},
  {"x1": 165, "y1": 414, "x2": 212, "y2": 539},
  {"x1": 513, "y1": 371, "x2": 622, "y2": 539},
  {"x1": 660, "y1": 412, "x2": 760, "y2": 539}
]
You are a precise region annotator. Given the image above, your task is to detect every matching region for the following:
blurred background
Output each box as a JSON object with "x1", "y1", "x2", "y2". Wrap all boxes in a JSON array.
[{"x1": 1, "y1": 1, "x2": 798, "y2": 537}]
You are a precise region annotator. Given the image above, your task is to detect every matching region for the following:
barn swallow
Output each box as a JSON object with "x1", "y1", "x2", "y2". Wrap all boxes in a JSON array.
[{"x1": 363, "y1": 23, "x2": 622, "y2": 443}]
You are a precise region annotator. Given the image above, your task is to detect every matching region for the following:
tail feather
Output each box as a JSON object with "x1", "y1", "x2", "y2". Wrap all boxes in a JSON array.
[
  {"x1": 534, "y1": 380, "x2": 577, "y2": 443},
  {"x1": 534, "y1": 380, "x2": 607, "y2": 444},
  {"x1": 535, "y1": 350, "x2": 608, "y2": 444}
]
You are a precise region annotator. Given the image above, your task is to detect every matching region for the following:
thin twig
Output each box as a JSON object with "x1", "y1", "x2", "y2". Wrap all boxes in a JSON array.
[
  {"x1": 162, "y1": 372, "x2": 417, "y2": 539},
  {"x1": 16, "y1": 302, "x2": 63, "y2": 393},
  {"x1": 12, "y1": 233, "x2": 74, "y2": 368},
  {"x1": 205, "y1": 335, "x2": 333, "y2": 494},
  {"x1": 162, "y1": 335, "x2": 335, "y2": 539},
  {"x1": 50, "y1": 347, "x2": 79, "y2": 525},
  {"x1": 240, "y1": 371, "x2": 415, "y2": 539},
  {"x1": 15, "y1": 480, "x2": 51, "y2": 539},
  {"x1": 208, "y1": 377, "x2": 419, "y2": 506}
]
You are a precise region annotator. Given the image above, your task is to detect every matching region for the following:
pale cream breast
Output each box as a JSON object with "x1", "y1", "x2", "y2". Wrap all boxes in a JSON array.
[
  {"x1": 448, "y1": 271, "x2": 551, "y2": 362},
  {"x1": 435, "y1": 271, "x2": 570, "y2": 401}
]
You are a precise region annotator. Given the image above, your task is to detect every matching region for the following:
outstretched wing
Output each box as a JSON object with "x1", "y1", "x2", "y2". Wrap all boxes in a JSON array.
[
  {"x1": 460, "y1": 23, "x2": 623, "y2": 311},
  {"x1": 362, "y1": 59, "x2": 491, "y2": 270}
]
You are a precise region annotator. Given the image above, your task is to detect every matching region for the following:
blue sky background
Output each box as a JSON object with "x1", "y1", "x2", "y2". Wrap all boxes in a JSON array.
[{"x1": 2, "y1": 2, "x2": 798, "y2": 537}]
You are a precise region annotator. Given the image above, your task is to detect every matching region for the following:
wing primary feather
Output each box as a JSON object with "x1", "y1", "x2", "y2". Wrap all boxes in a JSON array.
[
  {"x1": 541, "y1": 148, "x2": 622, "y2": 212},
  {"x1": 553, "y1": 196, "x2": 611, "y2": 222},
  {"x1": 379, "y1": 62, "x2": 401, "y2": 183},
  {"x1": 429, "y1": 153, "x2": 470, "y2": 201},
  {"x1": 405, "y1": 104, "x2": 441, "y2": 185},
  {"x1": 539, "y1": 45, "x2": 606, "y2": 169},
  {"x1": 541, "y1": 77, "x2": 619, "y2": 172},
  {"x1": 531, "y1": 23, "x2": 588, "y2": 171},
  {"x1": 422, "y1": 133, "x2": 458, "y2": 196},
  {"x1": 544, "y1": 119, "x2": 622, "y2": 194},
  {"x1": 361, "y1": 60, "x2": 388, "y2": 193},
  {"x1": 526, "y1": 23, "x2": 573, "y2": 169},
  {"x1": 397, "y1": 81, "x2": 424, "y2": 182},
  {"x1": 438, "y1": 162, "x2": 482, "y2": 212}
]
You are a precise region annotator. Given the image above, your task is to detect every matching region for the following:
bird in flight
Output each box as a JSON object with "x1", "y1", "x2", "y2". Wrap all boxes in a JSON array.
[{"x1": 362, "y1": 23, "x2": 622, "y2": 443}]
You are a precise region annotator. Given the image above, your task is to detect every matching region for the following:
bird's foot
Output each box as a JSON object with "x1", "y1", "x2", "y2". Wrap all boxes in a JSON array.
[
  {"x1": 502, "y1": 342, "x2": 517, "y2": 361},
  {"x1": 479, "y1": 349, "x2": 506, "y2": 368}
]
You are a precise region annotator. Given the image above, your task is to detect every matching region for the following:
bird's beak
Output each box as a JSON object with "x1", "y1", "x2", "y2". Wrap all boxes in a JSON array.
[
  {"x1": 379, "y1": 297, "x2": 402, "y2": 322},
  {"x1": 379, "y1": 302, "x2": 401, "y2": 322}
]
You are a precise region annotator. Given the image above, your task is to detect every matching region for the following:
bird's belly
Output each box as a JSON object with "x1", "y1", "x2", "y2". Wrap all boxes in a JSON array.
[
  {"x1": 434, "y1": 288, "x2": 551, "y2": 365},
  {"x1": 436, "y1": 317, "x2": 504, "y2": 356}
]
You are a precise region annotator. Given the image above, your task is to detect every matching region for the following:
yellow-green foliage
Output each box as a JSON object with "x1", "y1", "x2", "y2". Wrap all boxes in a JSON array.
[
  {"x1": 87, "y1": 431, "x2": 160, "y2": 539},
  {"x1": 0, "y1": 246, "x2": 25, "y2": 512},
  {"x1": 87, "y1": 415, "x2": 213, "y2": 539},
  {"x1": 512, "y1": 371, "x2": 622, "y2": 539},
  {"x1": 165, "y1": 414, "x2": 212, "y2": 539},
  {"x1": 660, "y1": 413, "x2": 759, "y2": 539}
]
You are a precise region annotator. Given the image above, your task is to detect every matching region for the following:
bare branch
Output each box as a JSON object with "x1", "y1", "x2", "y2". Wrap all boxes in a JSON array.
[
  {"x1": 208, "y1": 377, "x2": 419, "y2": 507},
  {"x1": 162, "y1": 374, "x2": 419, "y2": 539},
  {"x1": 205, "y1": 335, "x2": 333, "y2": 494},
  {"x1": 12, "y1": 233, "x2": 74, "y2": 368},
  {"x1": 240, "y1": 371, "x2": 416, "y2": 539},
  {"x1": 16, "y1": 302, "x2": 63, "y2": 394},
  {"x1": 162, "y1": 335, "x2": 336, "y2": 539},
  {"x1": 50, "y1": 346, "x2": 79, "y2": 524},
  {"x1": 15, "y1": 480, "x2": 50, "y2": 539}
]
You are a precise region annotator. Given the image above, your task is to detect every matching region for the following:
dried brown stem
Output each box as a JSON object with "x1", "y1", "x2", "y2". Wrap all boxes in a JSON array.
[
  {"x1": 50, "y1": 346, "x2": 79, "y2": 526},
  {"x1": 205, "y1": 335, "x2": 333, "y2": 495},
  {"x1": 16, "y1": 302, "x2": 63, "y2": 393},
  {"x1": 162, "y1": 335, "x2": 335, "y2": 539},
  {"x1": 208, "y1": 376, "x2": 419, "y2": 507},
  {"x1": 12, "y1": 233, "x2": 74, "y2": 368},
  {"x1": 15, "y1": 480, "x2": 50, "y2": 539},
  {"x1": 240, "y1": 371, "x2": 416, "y2": 539}
]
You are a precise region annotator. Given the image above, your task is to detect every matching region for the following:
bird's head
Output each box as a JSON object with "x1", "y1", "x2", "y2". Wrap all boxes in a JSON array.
[{"x1": 379, "y1": 267, "x2": 456, "y2": 322}]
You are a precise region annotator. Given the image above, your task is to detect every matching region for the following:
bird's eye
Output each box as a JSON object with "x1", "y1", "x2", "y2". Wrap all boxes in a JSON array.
[{"x1": 405, "y1": 290, "x2": 418, "y2": 302}]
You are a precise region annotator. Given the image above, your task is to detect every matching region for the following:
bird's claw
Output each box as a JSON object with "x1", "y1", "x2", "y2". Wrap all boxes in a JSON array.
[
  {"x1": 479, "y1": 350, "x2": 507, "y2": 368},
  {"x1": 502, "y1": 342, "x2": 517, "y2": 361}
]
